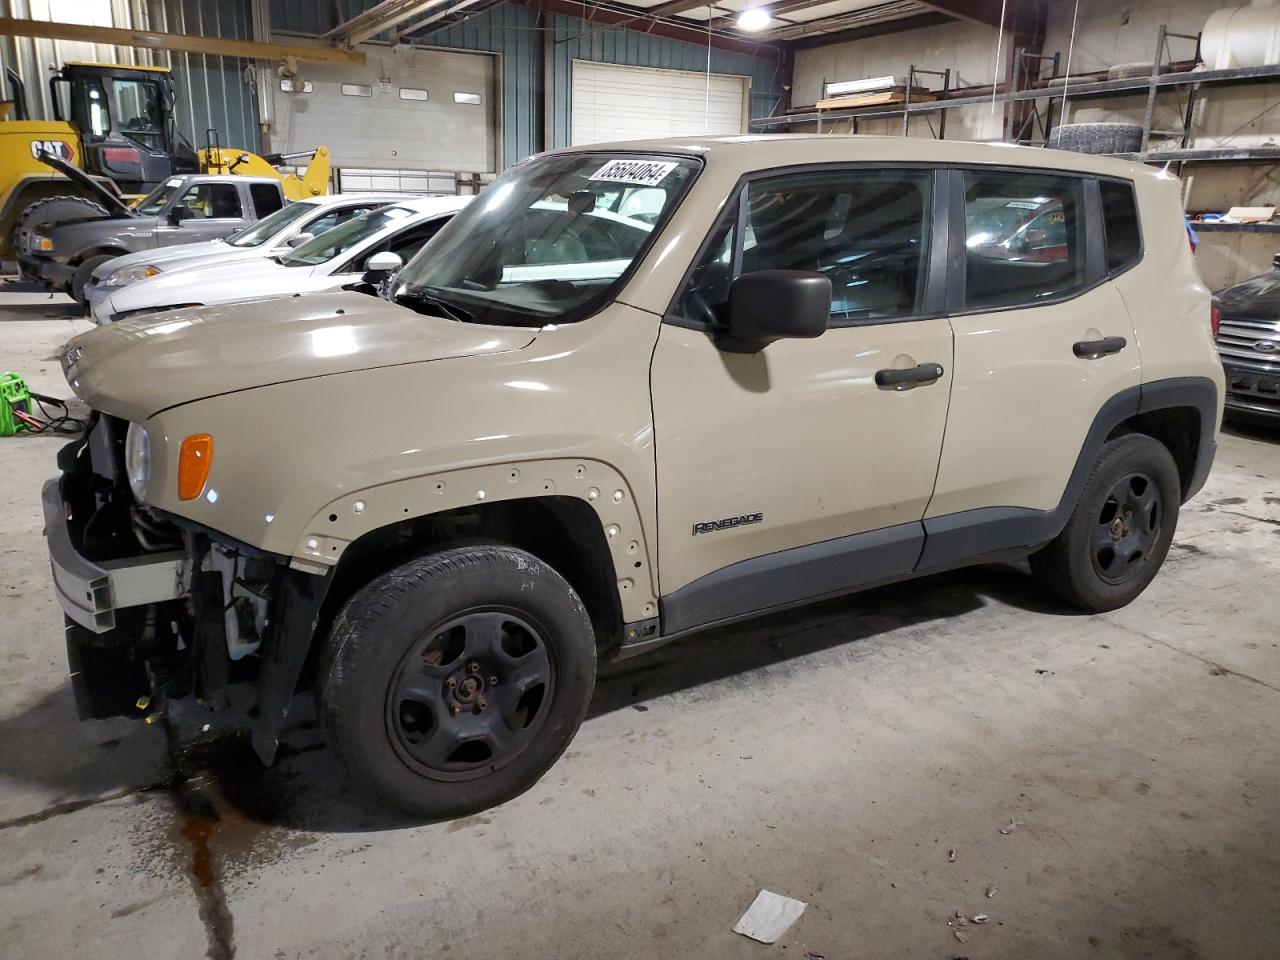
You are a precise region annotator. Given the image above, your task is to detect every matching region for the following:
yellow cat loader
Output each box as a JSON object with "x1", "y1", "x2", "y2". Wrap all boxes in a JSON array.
[{"x1": 1, "y1": 62, "x2": 327, "y2": 271}]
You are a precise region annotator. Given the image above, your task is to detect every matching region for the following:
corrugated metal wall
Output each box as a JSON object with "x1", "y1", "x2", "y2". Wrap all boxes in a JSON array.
[
  {"x1": 149, "y1": 0, "x2": 259, "y2": 152},
  {"x1": 0, "y1": 0, "x2": 259, "y2": 154}
]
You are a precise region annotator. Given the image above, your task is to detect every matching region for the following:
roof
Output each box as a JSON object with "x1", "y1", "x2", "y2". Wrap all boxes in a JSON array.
[
  {"x1": 395, "y1": 194, "x2": 475, "y2": 215},
  {"x1": 543, "y1": 134, "x2": 1162, "y2": 182},
  {"x1": 63, "y1": 61, "x2": 171, "y2": 73},
  {"x1": 296, "y1": 192, "x2": 416, "y2": 207}
]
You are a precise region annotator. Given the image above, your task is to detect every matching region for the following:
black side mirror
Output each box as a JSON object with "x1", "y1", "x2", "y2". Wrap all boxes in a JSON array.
[
  {"x1": 167, "y1": 203, "x2": 191, "y2": 225},
  {"x1": 716, "y1": 270, "x2": 831, "y2": 354}
]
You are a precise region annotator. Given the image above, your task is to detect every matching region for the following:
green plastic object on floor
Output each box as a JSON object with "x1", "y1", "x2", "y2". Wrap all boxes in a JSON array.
[{"x1": 0, "y1": 372, "x2": 32, "y2": 436}]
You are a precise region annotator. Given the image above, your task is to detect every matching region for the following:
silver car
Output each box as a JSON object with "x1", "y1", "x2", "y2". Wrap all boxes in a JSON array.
[{"x1": 83, "y1": 193, "x2": 411, "y2": 318}]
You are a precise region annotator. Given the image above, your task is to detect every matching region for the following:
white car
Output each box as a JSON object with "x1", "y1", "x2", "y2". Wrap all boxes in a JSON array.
[
  {"x1": 83, "y1": 193, "x2": 412, "y2": 318},
  {"x1": 92, "y1": 195, "x2": 473, "y2": 324}
]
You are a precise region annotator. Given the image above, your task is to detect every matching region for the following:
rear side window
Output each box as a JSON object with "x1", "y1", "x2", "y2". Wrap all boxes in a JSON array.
[
  {"x1": 1100, "y1": 180, "x2": 1141, "y2": 273},
  {"x1": 962, "y1": 170, "x2": 1086, "y2": 309},
  {"x1": 250, "y1": 183, "x2": 284, "y2": 217}
]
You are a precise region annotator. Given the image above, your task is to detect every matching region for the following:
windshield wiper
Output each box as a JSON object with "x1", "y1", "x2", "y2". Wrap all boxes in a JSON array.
[{"x1": 395, "y1": 290, "x2": 474, "y2": 323}]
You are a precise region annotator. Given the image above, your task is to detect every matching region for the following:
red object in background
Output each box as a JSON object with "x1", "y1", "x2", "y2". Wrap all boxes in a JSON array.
[
  {"x1": 102, "y1": 145, "x2": 141, "y2": 166},
  {"x1": 1211, "y1": 300, "x2": 1221, "y2": 337}
]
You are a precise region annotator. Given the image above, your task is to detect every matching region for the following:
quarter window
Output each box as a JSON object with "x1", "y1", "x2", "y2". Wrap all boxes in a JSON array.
[
  {"x1": 674, "y1": 168, "x2": 933, "y2": 326},
  {"x1": 250, "y1": 183, "x2": 284, "y2": 216},
  {"x1": 1100, "y1": 180, "x2": 1141, "y2": 274},
  {"x1": 962, "y1": 170, "x2": 1086, "y2": 309}
]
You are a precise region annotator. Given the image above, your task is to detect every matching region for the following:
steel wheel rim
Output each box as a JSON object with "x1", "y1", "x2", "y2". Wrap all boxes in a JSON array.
[
  {"x1": 385, "y1": 607, "x2": 557, "y2": 782},
  {"x1": 1091, "y1": 471, "x2": 1162, "y2": 585}
]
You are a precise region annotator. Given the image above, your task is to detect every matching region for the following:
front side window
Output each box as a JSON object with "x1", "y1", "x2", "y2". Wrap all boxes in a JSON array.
[
  {"x1": 394, "y1": 153, "x2": 698, "y2": 327},
  {"x1": 674, "y1": 167, "x2": 932, "y2": 326},
  {"x1": 177, "y1": 182, "x2": 242, "y2": 219},
  {"x1": 963, "y1": 170, "x2": 1086, "y2": 309}
]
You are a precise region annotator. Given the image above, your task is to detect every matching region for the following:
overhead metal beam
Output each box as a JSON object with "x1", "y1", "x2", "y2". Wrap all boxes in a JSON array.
[
  {"x1": 322, "y1": 0, "x2": 452, "y2": 46},
  {"x1": 0, "y1": 16, "x2": 365, "y2": 64},
  {"x1": 645, "y1": 0, "x2": 715, "y2": 19},
  {"x1": 914, "y1": 0, "x2": 1038, "y2": 31},
  {"x1": 784, "y1": 10, "x2": 951, "y2": 48},
  {"x1": 524, "y1": 0, "x2": 784, "y2": 58}
]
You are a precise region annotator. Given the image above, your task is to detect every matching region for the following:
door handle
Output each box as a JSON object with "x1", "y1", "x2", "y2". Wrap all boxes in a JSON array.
[
  {"x1": 1073, "y1": 336, "x2": 1127, "y2": 358},
  {"x1": 875, "y1": 362, "x2": 945, "y2": 389}
]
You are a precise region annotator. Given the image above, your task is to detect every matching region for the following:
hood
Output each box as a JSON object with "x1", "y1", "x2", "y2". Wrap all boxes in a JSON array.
[
  {"x1": 93, "y1": 240, "x2": 231, "y2": 279},
  {"x1": 62, "y1": 290, "x2": 538, "y2": 421},
  {"x1": 105, "y1": 256, "x2": 301, "y2": 313},
  {"x1": 1217, "y1": 270, "x2": 1280, "y2": 324}
]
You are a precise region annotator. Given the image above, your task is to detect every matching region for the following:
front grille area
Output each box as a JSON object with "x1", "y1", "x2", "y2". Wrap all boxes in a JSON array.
[{"x1": 1217, "y1": 316, "x2": 1280, "y2": 418}]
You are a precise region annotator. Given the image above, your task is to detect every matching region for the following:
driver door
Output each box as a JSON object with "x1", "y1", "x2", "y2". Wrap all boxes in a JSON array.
[
  {"x1": 650, "y1": 166, "x2": 953, "y2": 632},
  {"x1": 158, "y1": 182, "x2": 243, "y2": 245}
]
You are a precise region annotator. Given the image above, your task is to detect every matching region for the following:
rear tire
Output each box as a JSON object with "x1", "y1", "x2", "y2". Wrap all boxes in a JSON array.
[
  {"x1": 71, "y1": 253, "x2": 115, "y2": 309},
  {"x1": 12, "y1": 195, "x2": 109, "y2": 284},
  {"x1": 319, "y1": 545, "x2": 597, "y2": 819},
  {"x1": 1030, "y1": 434, "x2": 1181, "y2": 611}
]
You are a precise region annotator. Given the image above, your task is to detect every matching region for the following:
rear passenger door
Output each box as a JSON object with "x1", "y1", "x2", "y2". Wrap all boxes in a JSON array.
[
  {"x1": 922, "y1": 168, "x2": 1141, "y2": 564},
  {"x1": 651, "y1": 166, "x2": 954, "y2": 632}
]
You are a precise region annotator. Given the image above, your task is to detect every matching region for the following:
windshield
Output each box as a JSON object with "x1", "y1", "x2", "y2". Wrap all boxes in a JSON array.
[
  {"x1": 135, "y1": 178, "x2": 183, "y2": 215},
  {"x1": 281, "y1": 204, "x2": 418, "y2": 267},
  {"x1": 393, "y1": 153, "x2": 698, "y2": 326},
  {"x1": 227, "y1": 201, "x2": 314, "y2": 248}
]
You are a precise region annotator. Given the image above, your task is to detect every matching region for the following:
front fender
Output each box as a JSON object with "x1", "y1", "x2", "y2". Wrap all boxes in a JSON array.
[{"x1": 293, "y1": 457, "x2": 657, "y2": 623}]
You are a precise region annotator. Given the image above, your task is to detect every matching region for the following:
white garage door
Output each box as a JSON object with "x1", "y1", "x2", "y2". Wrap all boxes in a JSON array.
[
  {"x1": 570, "y1": 61, "x2": 748, "y2": 145},
  {"x1": 270, "y1": 44, "x2": 496, "y2": 173}
]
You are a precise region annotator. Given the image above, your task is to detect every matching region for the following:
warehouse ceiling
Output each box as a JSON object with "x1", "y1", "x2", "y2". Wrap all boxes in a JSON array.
[{"x1": 325, "y1": 0, "x2": 1040, "y2": 55}]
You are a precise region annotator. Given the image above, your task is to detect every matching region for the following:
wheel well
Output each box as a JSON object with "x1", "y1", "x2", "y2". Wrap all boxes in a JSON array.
[
  {"x1": 71, "y1": 246, "x2": 126, "y2": 267},
  {"x1": 319, "y1": 497, "x2": 625, "y2": 657},
  {"x1": 1106, "y1": 405, "x2": 1200, "y2": 499}
]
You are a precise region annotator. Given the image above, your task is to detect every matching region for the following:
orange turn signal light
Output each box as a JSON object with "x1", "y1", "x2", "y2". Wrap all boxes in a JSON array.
[{"x1": 177, "y1": 433, "x2": 213, "y2": 500}]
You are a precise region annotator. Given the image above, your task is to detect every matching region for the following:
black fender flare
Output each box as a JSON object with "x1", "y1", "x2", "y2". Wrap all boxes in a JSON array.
[{"x1": 918, "y1": 376, "x2": 1218, "y2": 572}]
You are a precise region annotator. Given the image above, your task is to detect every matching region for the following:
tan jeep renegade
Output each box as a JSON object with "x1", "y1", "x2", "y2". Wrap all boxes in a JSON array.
[{"x1": 45, "y1": 135, "x2": 1223, "y2": 817}]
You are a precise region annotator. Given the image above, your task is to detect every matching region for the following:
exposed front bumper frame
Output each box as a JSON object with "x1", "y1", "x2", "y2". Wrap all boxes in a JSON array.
[{"x1": 42, "y1": 477, "x2": 188, "y2": 632}]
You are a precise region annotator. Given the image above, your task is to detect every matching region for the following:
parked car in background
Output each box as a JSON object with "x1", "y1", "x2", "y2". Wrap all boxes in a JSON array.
[
  {"x1": 20, "y1": 171, "x2": 288, "y2": 303},
  {"x1": 45, "y1": 136, "x2": 1222, "y2": 819},
  {"x1": 82, "y1": 193, "x2": 412, "y2": 318},
  {"x1": 1214, "y1": 254, "x2": 1280, "y2": 424},
  {"x1": 90, "y1": 194, "x2": 471, "y2": 323}
]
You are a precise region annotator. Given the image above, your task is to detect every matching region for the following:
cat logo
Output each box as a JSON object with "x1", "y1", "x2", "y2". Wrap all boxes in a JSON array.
[{"x1": 29, "y1": 140, "x2": 75, "y2": 161}]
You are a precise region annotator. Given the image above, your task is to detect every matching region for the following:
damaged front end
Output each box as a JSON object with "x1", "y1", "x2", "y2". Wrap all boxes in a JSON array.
[{"x1": 45, "y1": 413, "x2": 329, "y2": 762}]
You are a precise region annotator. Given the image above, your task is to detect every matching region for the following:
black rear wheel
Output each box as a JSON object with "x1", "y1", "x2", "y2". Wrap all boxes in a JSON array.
[
  {"x1": 1031, "y1": 434, "x2": 1181, "y2": 611},
  {"x1": 320, "y1": 545, "x2": 596, "y2": 819}
]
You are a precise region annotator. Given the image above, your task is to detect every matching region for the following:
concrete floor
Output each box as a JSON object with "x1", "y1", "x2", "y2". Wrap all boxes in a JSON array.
[{"x1": 1, "y1": 289, "x2": 1278, "y2": 960}]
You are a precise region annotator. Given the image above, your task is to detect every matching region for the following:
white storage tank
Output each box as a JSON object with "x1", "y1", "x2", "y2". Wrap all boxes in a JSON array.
[{"x1": 1202, "y1": 0, "x2": 1280, "y2": 69}]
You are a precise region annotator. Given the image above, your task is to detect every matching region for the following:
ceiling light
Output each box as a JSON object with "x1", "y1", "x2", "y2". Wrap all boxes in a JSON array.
[{"x1": 737, "y1": 7, "x2": 771, "y2": 31}]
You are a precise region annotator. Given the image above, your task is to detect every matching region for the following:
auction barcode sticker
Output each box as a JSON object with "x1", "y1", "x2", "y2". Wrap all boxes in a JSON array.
[{"x1": 589, "y1": 159, "x2": 678, "y2": 187}]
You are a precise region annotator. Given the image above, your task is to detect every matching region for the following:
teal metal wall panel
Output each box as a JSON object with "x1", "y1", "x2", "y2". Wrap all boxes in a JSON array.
[{"x1": 159, "y1": 0, "x2": 259, "y2": 153}]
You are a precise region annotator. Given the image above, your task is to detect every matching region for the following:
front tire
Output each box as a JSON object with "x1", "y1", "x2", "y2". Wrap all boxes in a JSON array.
[
  {"x1": 319, "y1": 545, "x2": 597, "y2": 819},
  {"x1": 1030, "y1": 434, "x2": 1181, "y2": 611},
  {"x1": 71, "y1": 254, "x2": 114, "y2": 309}
]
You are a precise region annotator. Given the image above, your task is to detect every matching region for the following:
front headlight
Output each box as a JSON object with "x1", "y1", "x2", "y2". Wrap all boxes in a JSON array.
[
  {"x1": 125, "y1": 423, "x2": 150, "y2": 501},
  {"x1": 103, "y1": 264, "x2": 161, "y2": 287}
]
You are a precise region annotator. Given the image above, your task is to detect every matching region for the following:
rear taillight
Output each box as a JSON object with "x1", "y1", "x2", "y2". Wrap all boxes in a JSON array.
[{"x1": 1211, "y1": 301, "x2": 1221, "y2": 337}]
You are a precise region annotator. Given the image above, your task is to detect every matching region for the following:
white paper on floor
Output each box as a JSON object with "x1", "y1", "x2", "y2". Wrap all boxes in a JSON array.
[{"x1": 732, "y1": 889, "x2": 808, "y2": 943}]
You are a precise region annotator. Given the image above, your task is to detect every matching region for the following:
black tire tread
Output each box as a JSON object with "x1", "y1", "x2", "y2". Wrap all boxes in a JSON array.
[
  {"x1": 319, "y1": 544, "x2": 596, "y2": 819},
  {"x1": 12, "y1": 194, "x2": 110, "y2": 284},
  {"x1": 1031, "y1": 433, "x2": 1180, "y2": 611}
]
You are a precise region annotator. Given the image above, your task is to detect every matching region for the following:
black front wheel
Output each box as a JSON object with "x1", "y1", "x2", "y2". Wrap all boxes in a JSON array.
[
  {"x1": 1031, "y1": 434, "x2": 1181, "y2": 611},
  {"x1": 319, "y1": 545, "x2": 597, "y2": 819}
]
